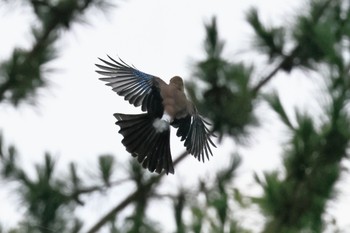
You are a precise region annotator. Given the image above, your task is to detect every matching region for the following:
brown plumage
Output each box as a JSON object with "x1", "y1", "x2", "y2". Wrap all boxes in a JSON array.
[{"x1": 95, "y1": 56, "x2": 216, "y2": 174}]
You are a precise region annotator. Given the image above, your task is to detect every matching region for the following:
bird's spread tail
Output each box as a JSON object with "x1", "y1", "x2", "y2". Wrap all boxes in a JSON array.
[{"x1": 114, "y1": 113, "x2": 174, "y2": 174}]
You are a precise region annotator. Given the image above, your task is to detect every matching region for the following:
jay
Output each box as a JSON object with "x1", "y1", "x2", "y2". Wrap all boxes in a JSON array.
[{"x1": 96, "y1": 56, "x2": 216, "y2": 174}]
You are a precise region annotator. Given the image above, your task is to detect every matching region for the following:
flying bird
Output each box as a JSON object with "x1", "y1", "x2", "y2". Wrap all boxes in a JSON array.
[{"x1": 95, "y1": 56, "x2": 216, "y2": 174}]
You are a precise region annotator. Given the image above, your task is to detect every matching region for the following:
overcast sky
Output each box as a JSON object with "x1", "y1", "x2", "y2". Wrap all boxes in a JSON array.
[{"x1": 1, "y1": 0, "x2": 350, "y2": 232}]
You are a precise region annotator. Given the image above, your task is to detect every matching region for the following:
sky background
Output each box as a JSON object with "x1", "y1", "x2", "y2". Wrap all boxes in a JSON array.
[{"x1": 1, "y1": 0, "x2": 350, "y2": 232}]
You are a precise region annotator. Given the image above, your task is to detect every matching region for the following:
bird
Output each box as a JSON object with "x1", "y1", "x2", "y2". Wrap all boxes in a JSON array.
[{"x1": 95, "y1": 55, "x2": 216, "y2": 174}]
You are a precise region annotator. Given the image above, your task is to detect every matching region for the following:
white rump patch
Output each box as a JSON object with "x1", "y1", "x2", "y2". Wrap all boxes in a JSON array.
[
  {"x1": 153, "y1": 118, "x2": 170, "y2": 132},
  {"x1": 161, "y1": 112, "x2": 172, "y2": 123}
]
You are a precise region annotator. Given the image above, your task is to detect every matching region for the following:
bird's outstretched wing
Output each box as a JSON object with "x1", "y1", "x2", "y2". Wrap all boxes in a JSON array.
[
  {"x1": 172, "y1": 114, "x2": 216, "y2": 162},
  {"x1": 96, "y1": 56, "x2": 163, "y2": 117}
]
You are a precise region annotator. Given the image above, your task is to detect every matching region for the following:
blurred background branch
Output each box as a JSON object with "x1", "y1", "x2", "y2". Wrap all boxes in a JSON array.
[{"x1": 0, "y1": 0, "x2": 114, "y2": 106}]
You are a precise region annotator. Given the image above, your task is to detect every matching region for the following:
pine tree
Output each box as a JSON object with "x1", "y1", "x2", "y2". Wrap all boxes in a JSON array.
[{"x1": 1, "y1": 0, "x2": 350, "y2": 232}]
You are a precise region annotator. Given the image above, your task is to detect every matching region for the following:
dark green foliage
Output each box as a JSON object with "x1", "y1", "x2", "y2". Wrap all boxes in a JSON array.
[
  {"x1": 246, "y1": 8, "x2": 285, "y2": 61},
  {"x1": 248, "y1": 0, "x2": 339, "y2": 75},
  {"x1": 188, "y1": 17, "x2": 257, "y2": 141},
  {"x1": 180, "y1": 155, "x2": 250, "y2": 233},
  {"x1": 256, "y1": 91, "x2": 350, "y2": 232},
  {"x1": 98, "y1": 155, "x2": 115, "y2": 186},
  {"x1": 252, "y1": 1, "x2": 350, "y2": 232},
  {"x1": 0, "y1": 141, "x2": 81, "y2": 233},
  {"x1": 291, "y1": 0, "x2": 340, "y2": 69},
  {"x1": 173, "y1": 190, "x2": 186, "y2": 233},
  {"x1": 264, "y1": 92, "x2": 294, "y2": 130},
  {"x1": 119, "y1": 160, "x2": 160, "y2": 233},
  {"x1": 190, "y1": 205, "x2": 204, "y2": 233},
  {"x1": 0, "y1": 137, "x2": 132, "y2": 233},
  {"x1": 0, "y1": 0, "x2": 113, "y2": 106},
  {"x1": 0, "y1": 136, "x2": 18, "y2": 179},
  {"x1": 204, "y1": 156, "x2": 250, "y2": 233}
]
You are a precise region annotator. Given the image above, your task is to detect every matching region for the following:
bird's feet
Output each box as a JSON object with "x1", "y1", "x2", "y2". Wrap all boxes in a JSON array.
[{"x1": 153, "y1": 118, "x2": 170, "y2": 133}]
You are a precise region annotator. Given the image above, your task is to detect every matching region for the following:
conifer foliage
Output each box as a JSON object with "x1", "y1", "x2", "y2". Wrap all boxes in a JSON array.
[{"x1": 1, "y1": 0, "x2": 350, "y2": 232}]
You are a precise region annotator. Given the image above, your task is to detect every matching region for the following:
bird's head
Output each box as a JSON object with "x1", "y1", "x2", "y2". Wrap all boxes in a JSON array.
[{"x1": 170, "y1": 76, "x2": 184, "y2": 91}]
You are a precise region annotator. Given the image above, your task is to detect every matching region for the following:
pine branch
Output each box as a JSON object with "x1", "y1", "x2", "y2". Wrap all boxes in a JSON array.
[
  {"x1": 68, "y1": 178, "x2": 129, "y2": 205},
  {"x1": 251, "y1": 0, "x2": 333, "y2": 95},
  {"x1": 0, "y1": 3, "x2": 58, "y2": 104},
  {"x1": 0, "y1": 0, "x2": 113, "y2": 105},
  {"x1": 85, "y1": 151, "x2": 188, "y2": 233},
  {"x1": 251, "y1": 49, "x2": 298, "y2": 95}
]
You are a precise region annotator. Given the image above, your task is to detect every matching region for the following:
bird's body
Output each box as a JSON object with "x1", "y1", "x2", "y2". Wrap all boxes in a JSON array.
[
  {"x1": 96, "y1": 56, "x2": 215, "y2": 174},
  {"x1": 159, "y1": 76, "x2": 192, "y2": 120}
]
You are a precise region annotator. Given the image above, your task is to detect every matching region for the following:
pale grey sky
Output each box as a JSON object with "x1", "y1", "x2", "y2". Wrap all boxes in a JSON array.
[{"x1": 0, "y1": 0, "x2": 349, "y2": 232}]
